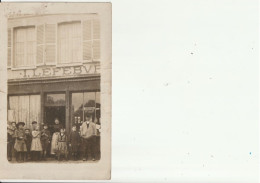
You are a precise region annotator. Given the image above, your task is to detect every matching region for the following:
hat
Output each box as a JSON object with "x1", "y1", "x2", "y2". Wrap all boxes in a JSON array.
[
  {"x1": 32, "y1": 121, "x2": 37, "y2": 125},
  {"x1": 43, "y1": 123, "x2": 48, "y2": 127},
  {"x1": 17, "y1": 122, "x2": 25, "y2": 127}
]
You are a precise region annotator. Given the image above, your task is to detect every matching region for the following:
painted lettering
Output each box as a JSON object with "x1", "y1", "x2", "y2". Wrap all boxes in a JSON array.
[
  {"x1": 32, "y1": 69, "x2": 41, "y2": 77},
  {"x1": 52, "y1": 67, "x2": 60, "y2": 76},
  {"x1": 94, "y1": 64, "x2": 100, "y2": 74},
  {"x1": 42, "y1": 68, "x2": 51, "y2": 76},
  {"x1": 82, "y1": 65, "x2": 92, "y2": 73},
  {"x1": 63, "y1": 67, "x2": 72, "y2": 75},
  {"x1": 73, "y1": 66, "x2": 82, "y2": 75}
]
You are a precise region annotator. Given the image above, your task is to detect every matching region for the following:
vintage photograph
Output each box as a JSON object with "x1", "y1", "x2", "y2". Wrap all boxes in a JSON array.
[
  {"x1": 7, "y1": 13, "x2": 102, "y2": 163},
  {"x1": 0, "y1": 3, "x2": 111, "y2": 180}
]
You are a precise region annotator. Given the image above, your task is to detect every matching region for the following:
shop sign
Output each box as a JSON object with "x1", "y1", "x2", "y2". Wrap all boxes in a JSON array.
[{"x1": 8, "y1": 63, "x2": 100, "y2": 79}]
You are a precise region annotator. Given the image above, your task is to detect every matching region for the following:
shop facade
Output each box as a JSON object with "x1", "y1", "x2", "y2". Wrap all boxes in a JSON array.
[{"x1": 7, "y1": 14, "x2": 101, "y2": 159}]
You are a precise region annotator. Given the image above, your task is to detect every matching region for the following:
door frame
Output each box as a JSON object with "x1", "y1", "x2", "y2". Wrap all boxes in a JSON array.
[{"x1": 43, "y1": 92, "x2": 68, "y2": 132}]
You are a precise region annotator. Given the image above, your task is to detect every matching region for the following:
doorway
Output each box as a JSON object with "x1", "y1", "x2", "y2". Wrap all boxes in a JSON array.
[
  {"x1": 44, "y1": 106, "x2": 66, "y2": 129},
  {"x1": 44, "y1": 93, "x2": 66, "y2": 131}
]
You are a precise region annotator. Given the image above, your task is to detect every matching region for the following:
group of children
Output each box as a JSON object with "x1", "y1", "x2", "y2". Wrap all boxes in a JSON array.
[{"x1": 7, "y1": 117, "x2": 93, "y2": 162}]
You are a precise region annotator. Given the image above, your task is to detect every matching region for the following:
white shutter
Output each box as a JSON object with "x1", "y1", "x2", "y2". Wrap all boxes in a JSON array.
[
  {"x1": 7, "y1": 28, "x2": 11, "y2": 67},
  {"x1": 82, "y1": 20, "x2": 92, "y2": 61},
  {"x1": 45, "y1": 24, "x2": 56, "y2": 64},
  {"x1": 93, "y1": 19, "x2": 100, "y2": 39},
  {"x1": 36, "y1": 25, "x2": 44, "y2": 65},
  {"x1": 92, "y1": 19, "x2": 100, "y2": 61}
]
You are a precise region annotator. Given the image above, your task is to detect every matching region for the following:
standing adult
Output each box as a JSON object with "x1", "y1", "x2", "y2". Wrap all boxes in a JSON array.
[
  {"x1": 7, "y1": 121, "x2": 16, "y2": 161},
  {"x1": 80, "y1": 115, "x2": 96, "y2": 161},
  {"x1": 50, "y1": 118, "x2": 62, "y2": 158}
]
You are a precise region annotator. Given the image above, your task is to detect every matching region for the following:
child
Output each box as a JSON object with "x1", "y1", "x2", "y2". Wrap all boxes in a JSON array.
[
  {"x1": 7, "y1": 121, "x2": 16, "y2": 161},
  {"x1": 41, "y1": 124, "x2": 51, "y2": 160},
  {"x1": 24, "y1": 128, "x2": 32, "y2": 161},
  {"x1": 31, "y1": 125, "x2": 42, "y2": 161},
  {"x1": 69, "y1": 125, "x2": 80, "y2": 160},
  {"x1": 57, "y1": 128, "x2": 68, "y2": 161},
  {"x1": 14, "y1": 122, "x2": 27, "y2": 162}
]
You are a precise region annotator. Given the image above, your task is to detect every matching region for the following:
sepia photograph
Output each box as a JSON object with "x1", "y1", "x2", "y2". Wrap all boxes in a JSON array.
[{"x1": 0, "y1": 2, "x2": 111, "y2": 180}]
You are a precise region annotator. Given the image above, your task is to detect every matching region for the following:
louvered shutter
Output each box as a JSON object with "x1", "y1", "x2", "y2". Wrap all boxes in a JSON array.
[
  {"x1": 7, "y1": 28, "x2": 12, "y2": 67},
  {"x1": 45, "y1": 24, "x2": 56, "y2": 64},
  {"x1": 36, "y1": 25, "x2": 44, "y2": 65},
  {"x1": 92, "y1": 19, "x2": 100, "y2": 60},
  {"x1": 82, "y1": 20, "x2": 92, "y2": 61}
]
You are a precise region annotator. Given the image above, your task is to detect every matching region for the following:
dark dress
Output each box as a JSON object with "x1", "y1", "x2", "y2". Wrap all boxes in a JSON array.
[
  {"x1": 57, "y1": 133, "x2": 68, "y2": 155},
  {"x1": 69, "y1": 131, "x2": 80, "y2": 153},
  {"x1": 41, "y1": 129, "x2": 51, "y2": 151}
]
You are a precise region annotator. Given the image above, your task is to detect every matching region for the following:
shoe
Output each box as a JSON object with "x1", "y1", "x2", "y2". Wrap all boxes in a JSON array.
[
  {"x1": 92, "y1": 158, "x2": 95, "y2": 161},
  {"x1": 83, "y1": 158, "x2": 86, "y2": 161}
]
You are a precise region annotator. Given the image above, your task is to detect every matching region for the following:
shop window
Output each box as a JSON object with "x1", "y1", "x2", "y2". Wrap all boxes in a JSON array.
[
  {"x1": 8, "y1": 95, "x2": 41, "y2": 128},
  {"x1": 13, "y1": 26, "x2": 36, "y2": 68},
  {"x1": 71, "y1": 92, "x2": 100, "y2": 126}
]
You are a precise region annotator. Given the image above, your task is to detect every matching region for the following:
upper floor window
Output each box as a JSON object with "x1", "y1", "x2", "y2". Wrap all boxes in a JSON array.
[
  {"x1": 8, "y1": 18, "x2": 100, "y2": 69},
  {"x1": 13, "y1": 26, "x2": 36, "y2": 68},
  {"x1": 58, "y1": 21, "x2": 82, "y2": 64}
]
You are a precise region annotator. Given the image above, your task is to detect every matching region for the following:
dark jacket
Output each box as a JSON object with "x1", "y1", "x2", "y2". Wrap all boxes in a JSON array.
[{"x1": 41, "y1": 129, "x2": 51, "y2": 141}]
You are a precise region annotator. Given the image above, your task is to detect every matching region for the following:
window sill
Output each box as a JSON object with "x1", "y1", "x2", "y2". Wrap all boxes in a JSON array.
[
  {"x1": 11, "y1": 66, "x2": 37, "y2": 71},
  {"x1": 56, "y1": 62, "x2": 84, "y2": 67}
]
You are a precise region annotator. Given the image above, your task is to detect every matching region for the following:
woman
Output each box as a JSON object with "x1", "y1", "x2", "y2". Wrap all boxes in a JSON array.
[
  {"x1": 50, "y1": 118, "x2": 62, "y2": 158},
  {"x1": 14, "y1": 122, "x2": 27, "y2": 162}
]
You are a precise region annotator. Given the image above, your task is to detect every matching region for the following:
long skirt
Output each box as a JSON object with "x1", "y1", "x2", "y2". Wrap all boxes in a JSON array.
[
  {"x1": 31, "y1": 138, "x2": 42, "y2": 151},
  {"x1": 51, "y1": 133, "x2": 59, "y2": 155},
  {"x1": 57, "y1": 142, "x2": 68, "y2": 155},
  {"x1": 14, "y1": 139, "x2": 27, "y2": 152}
]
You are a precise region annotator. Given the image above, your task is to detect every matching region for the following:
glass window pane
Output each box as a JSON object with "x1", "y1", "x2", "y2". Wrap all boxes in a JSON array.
[
  {"x1": 46, "y1": 94, "x2": 65, "y2": 105},
  {"x1": 71, "y1": 93, "x2": 84, "y2": 126},
  {"x1": 83, "y1": 92, "x2": 95, "y2": 121}
]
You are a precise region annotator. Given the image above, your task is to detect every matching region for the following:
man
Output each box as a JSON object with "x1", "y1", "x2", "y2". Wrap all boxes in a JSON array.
[{"x1": 80, "y1": 115, "x2": 96, "y2": 161}]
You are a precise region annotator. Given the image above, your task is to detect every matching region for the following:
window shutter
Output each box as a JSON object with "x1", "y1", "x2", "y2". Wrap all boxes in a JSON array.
[
  {"x1": 45, "y1": 24, "x2": 56, "y2": 64},
  {"x1": 82, "y1": 20, "x2": 92, "y2": 61},
  {"x1": 36, "y1": 25, "x2": 44, "y2": 65},
  {"x1": 7, "y1": 28, "x2": 11, "y2": 67},
  {"x1": 92, "y1": 19, "x2": 100, "y2": 60},
  {"x1": 93, "y1": 19, "x2": 100, "y2": 39}
]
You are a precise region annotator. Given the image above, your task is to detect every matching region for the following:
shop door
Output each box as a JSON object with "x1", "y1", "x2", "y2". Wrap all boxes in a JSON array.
[
  {"x1": 44, "y1": 93, "x2": 66, "y2": 131},
  {"x1": 44, "y1": 106, "x2": 66, "y2": 129}
]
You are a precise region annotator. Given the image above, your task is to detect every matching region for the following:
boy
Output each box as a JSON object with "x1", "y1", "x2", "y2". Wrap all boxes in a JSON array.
[
  {"x1": 24, "y1": 128, "x2": 32, "y2": 161},
  {"x1": 69, "y1": 125, "x2": 80, "y2": 160},
  {"x1": 41, "y1": 124, "x2": 51, "y2": 160}
]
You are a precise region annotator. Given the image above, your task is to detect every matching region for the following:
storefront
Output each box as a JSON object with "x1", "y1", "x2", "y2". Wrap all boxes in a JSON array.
[
  {"x1": 8, "y1": 73, "x2": 100, "y2": 133},
  {"x1": 7, "y1": 14, "x2": 101, "y2": 159}
]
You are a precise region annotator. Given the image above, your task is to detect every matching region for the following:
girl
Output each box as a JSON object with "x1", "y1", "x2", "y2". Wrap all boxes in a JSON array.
[
  {"x1": 57, "y1": 128, "x2": 68, "y2": 161},
  {"x1": 14, "y1": 122, "x2": 27, "y2": 162},
  {"x1": 31, "y1": 125, "x2": 42, "y2": 161}
]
